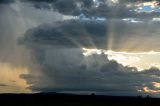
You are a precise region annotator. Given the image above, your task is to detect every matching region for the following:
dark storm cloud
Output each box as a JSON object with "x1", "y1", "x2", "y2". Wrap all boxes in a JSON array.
[
  {"x1": 22, "y1": 0, "x2": 160, "y2": 18},
  {"x1": 1, "y1": 0, "x2": 159, "y2": 18},
  {"x1": 0, "y1": 0, "x2": 159, "y2": 95},
  {"x1": 20, "y1": 47, "x2": 160, "y2": 96},
  {"x1": 0, "y1": 0, "x2": 14, "y2": 4},
  {"x1": 120, "y1": 0, "x2": 160, "y2": 3},
  {"x1": 21, "y1": 19, "x2": 160, "y2": 51},
  {"x1": 20, "y1": 20, "x2": 107, "y2": 48},
  {"x1": 19, "y1": 17, "x2": 160, "y2": 95},
  {"x1": 23, "y1": 0, "x2": 96, "y2": 17}
]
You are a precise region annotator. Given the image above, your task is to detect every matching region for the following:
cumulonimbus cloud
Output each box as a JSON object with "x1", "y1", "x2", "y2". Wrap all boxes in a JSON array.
[
  {"x1": 20, "y1": 46, "x2": 160, "y2": 96},
  {"x1": 1, "y1": 0, "x2": 160, "y2": 96},
  {"x1": 20, "y1": 19, "x2": 160, "y2": 51},
  {"x1": 18, "y1": 16, "x2": 160, "y2": 96}
]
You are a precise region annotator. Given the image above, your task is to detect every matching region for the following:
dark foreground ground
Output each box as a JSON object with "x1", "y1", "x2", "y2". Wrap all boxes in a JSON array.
[{"x1": 0, "y1": 93, "x2": 160, "y2": 106}]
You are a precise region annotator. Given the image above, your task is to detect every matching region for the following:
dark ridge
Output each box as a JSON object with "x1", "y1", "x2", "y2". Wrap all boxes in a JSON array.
[{"x1": 0, "y1": 92, "x2": 159, "y2": 106}]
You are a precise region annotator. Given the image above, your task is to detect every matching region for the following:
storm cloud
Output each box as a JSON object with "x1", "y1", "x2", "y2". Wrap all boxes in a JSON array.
[
  {"x1": 21, "y1": 19, "x2": 160, "y2": 51},
  {"x1": 1, "y1": 0, "x2": 160, "y2": 96},
  {"x1": 1, "y1": 0, "x2": 160, "y2": 18},
  {"x1": 20, "y1": 46, "x2": 160, "y2": 96},
  {"x1": 19, "y1": 10, "x2": 160, "y2": 95},
  {"x1": 0, "y1": 0, "x2": 14, "y2": 4},
  {"x1": 21, "y1": 0, "x2": 160, "y2": 19}
]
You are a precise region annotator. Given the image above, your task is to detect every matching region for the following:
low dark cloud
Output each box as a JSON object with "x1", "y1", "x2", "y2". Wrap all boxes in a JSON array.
[
  {"x1": 0, "y1": 0, "x2": 14, "y2": 4},
  {"x1": 20, "y1": 47, "x2": 160, "y2": 96},
  {"x1": 20, "y1": 20, "x2": 107, "y2": 48},
  {"x1": 21, "y1": 19, "x2": 160, "y2": 51},
  {"x1": 1, "y1": 0, "x2": 159, "y2": 18},
  {"x1": 22, "y1": 0, "x2": 160, "y2": 18}
]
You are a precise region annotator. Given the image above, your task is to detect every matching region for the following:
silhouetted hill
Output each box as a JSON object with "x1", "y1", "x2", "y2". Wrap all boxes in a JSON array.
[{"x1": 0, "y1": 92, "x2": 159, "y2": 106}]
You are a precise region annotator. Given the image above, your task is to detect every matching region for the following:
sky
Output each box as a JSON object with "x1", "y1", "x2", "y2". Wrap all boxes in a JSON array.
[{"x1": 0, "y1": 0, "x2": 160, "y2": 97}]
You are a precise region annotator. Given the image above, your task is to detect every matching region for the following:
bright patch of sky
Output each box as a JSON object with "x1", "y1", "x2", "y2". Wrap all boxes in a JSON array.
[
  {"x1": 135, "y1": 1, "x2": 160, "y2": 13},
  {"x1": 79, "y1": 13, "x2": 106, "y2": 21},
  {"x1": 152, "y1": 17, "x2": 160, "y2": 21},
  {"x1": 122, "y1": 18, "x2": 143, "y2": 23},
  {"x1": 82, "y1": 48, "x2": 160, "y2": 71}
]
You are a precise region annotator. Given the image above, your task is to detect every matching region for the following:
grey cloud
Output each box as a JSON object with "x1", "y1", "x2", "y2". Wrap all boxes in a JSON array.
[
  {"x1": 0, "y1": 0, "x2": 14, "y2": 4},
  {"x1": 1, "y1": 0, "x2": 159, "y2": 18},
  {"x1": 22, "y1": 0, "x2": 160, "y2": 18},
  {"x1": 121, "y1": 0, "x2": 160, "y2": 3},
  {"x1": 20, "y1": 20, "x2": 107, "y2": 49},
  {"x1": 20, "y1": 18, "x2": 160, "y2": 95},
  {"x1": 21, "y1": 20, "x2": 160, "y2": 51},
  {"x1": 23, "y1": 0, "x2": 94, "y2": 16},
  {"x1": 20, "y1": 47, "x2": 160, "y2": 96},
  {"x1": 1, "y1": 0, "x2": 160, "y2": 96},
  {"x1": 142, "y1": 67, "x2": 160, "y2": 76}
]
